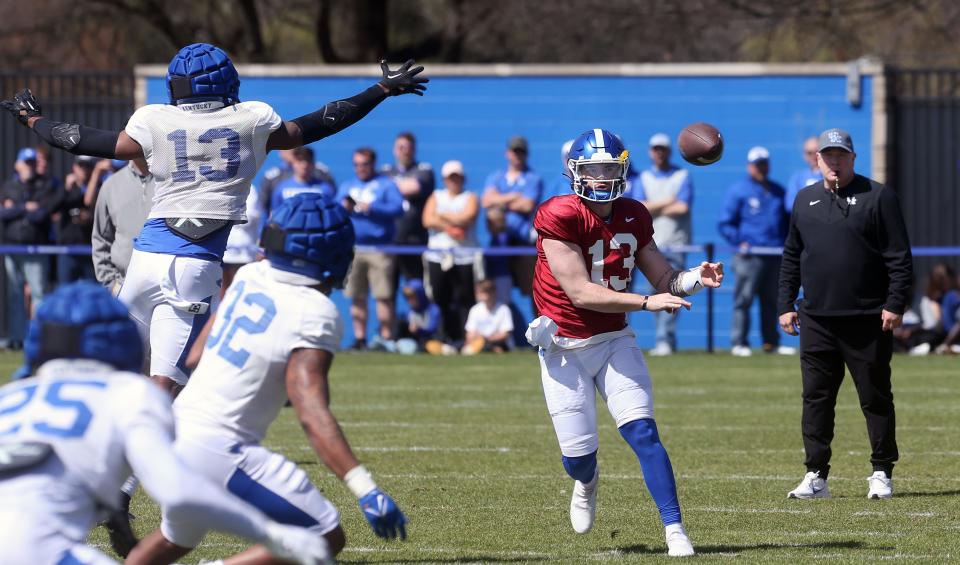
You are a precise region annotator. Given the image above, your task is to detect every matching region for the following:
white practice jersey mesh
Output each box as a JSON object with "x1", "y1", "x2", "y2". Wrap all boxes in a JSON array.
[
  {"x1": 175, "y1": 261, "x2": 342, "y2": 443},
  {"x1": 0, "y1": 359, "x2": 174, "y2": 514},
  {"x1": 126, "y1": 101, "x2": 282, "y2": 220}
]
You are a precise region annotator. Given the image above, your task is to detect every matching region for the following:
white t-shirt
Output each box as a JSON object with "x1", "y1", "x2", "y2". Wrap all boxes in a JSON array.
[
  {"x1": 125, "y1": 101, "x2": 282, "y2": 220},
  {"x1": 175, "y1": 260, "x2": 342, "y2": 443},
  {"x1": 464, "y1": 302, "x2": 514, "y2": 339}
]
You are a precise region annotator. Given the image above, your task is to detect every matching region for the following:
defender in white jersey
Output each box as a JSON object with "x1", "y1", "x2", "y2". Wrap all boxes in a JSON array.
[
  {"x1": 2, "y1": 43, "x2": 428, "y2": 396},
  {"x1": 129, "y1": 193, "x2": 407, "y2": 564},
  {"x1": 0, "y1": 282, "x2": 332, "y2": 565}
]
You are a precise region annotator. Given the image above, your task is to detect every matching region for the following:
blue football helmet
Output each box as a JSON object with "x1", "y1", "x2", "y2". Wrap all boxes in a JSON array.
[
  {"x1": 566, "y1": 128, "x2": 631, "y2": 202},
  {"x1": 260, "y1": 193, "x2": 356, "y2": 287},
  {"x1": 167, "y1": 43, "x2": 240, "y2": 105},
  {"x1": 24, "y1": 281, "x2": 143, "y2": 372}
]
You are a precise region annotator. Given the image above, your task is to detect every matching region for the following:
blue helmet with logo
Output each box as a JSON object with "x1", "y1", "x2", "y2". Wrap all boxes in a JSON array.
[
  {"x1": 566, "y1": 128, "x2": 630, "y2": 202},
  {"x1": 260, "y1": 193, "x2": 355, "y2": 287},
  {"x1": 24, "y1": 281, "x2": 143, "y2": 372},
  {"x1": 167, "y1": 43, "x2": 240, "y2": 106}
]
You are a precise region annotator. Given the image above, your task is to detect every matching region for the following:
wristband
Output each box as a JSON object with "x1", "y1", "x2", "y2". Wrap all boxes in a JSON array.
[
  {"x1": 640, "y1": 296, "x2": 649, "y2": 311},
  {"x1": 344, "y1": 465, "x2": 378, "y2": 498},
  {"x1": 679, "y1": 267, "x2": 705, "y2": 296}
]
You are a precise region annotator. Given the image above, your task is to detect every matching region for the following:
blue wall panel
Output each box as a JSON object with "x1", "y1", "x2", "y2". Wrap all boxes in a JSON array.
[{"x1": 146, "y1": 73, "x2": 873, "y2": 351}]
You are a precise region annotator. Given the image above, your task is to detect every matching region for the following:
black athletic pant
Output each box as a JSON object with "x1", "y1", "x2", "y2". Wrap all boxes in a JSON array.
[
  {"x1": 426, "y1": 260, "x2": 475, "y2": 343},
  {"x1": 799, "y1": 312, "x2": 897, "y2": 479}
]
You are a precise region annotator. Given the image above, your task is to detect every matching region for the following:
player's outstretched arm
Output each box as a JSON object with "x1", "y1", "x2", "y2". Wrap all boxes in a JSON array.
[
  {"x1": 267, "y1": 59, "x2": 428, "y2": 151},
  {"x1": 286, "y1": 348, "x2": 408, "y2": 540},
  {"x1": 636, "y1": 240, "x2": 723, "y2": 296},
  {"x1": 1, "y1": 88, "x2": 144, "y2": 160},
  {"x1": 542, "y1": 238, "x2": 691, "y2": 314}
]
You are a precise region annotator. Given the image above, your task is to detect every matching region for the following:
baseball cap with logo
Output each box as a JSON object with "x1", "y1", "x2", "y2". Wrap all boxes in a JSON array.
[
  {"x1": 648, "y1": 133, "x2": 671, "y2": 148},
  {"x1": 441, "y1": 160, "x2": 465, "y2": 178},
  {"x1": 747, "y1": 146, "x2": 770, "y2": 163},
  {"x1": 818, "y1": 128, "x2": 854, "y2": 153},
  {"x1": 507, "y1": 135, "x2": 529, "y2": 153},
  {"x1": 16, "y1": 147, "x2": 37, "y2": 162}
]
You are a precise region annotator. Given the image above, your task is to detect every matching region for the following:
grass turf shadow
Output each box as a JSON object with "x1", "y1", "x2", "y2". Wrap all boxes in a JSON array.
[{"x1": 615, "y1": 539, "x2": 875, "y2": 555}]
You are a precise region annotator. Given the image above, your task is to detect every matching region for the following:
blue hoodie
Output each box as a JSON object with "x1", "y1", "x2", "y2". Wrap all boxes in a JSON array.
[
  {"x1": 717, "y1": 176, "x2": 788, "y2": 248},
  {"x1": 403, "y1": 279, "x2": 441, "y2": 339},
  {"x1": 336, "y1": 174, "x2": 404, "y2": 244}
]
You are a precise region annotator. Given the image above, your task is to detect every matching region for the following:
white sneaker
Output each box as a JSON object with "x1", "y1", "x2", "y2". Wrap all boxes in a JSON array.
[
  {"x1": 649, "y1": 343, "x2": 674, "y2": 357},
  {"x1": 665, "y1": 523, "x2": 695, "y2": 557},
  {"x1": 908, "y1": 342, "x2": 931, "y2": 356},
  {"x1": 776, "y1": 345, "x2": 797, "y2": 355},
  {"x1": 570, "y1": 468, "x2": 599, "y2": 534},
  {"x1": 731, "y1": 345, "x2": 752, "y2": 357},
  {"x1": 867, "y1": 471, "x2": 893, "y2": 499},
  {"x1": 787, "y1": 471, "x2": 830, "y2": 499}
]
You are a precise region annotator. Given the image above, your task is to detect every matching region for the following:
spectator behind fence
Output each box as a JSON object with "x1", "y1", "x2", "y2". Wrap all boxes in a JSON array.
[
  {"x1": 269, "y1": 146, "x2": 335, "y2": 212},
  {"x1": 894, "y1": 262, "x2": 956, "y2": 354},
  {"x1": 0, "y1": 147, "x2": 60, "y2": 348},
  {"x1": 397, "y1": 278, "x2": 443, "y2": 351},
  {"x1": 461, "y1": 279, "x2": 513, "y2": 355},
  {"x1": 54, "y1": 155, "x2": 103, "y2": 284},
  {"x1": 482, "y1": 135, "x2": 543, "y2": 306},
  {"x1": 778, "y1": 128, "x2": 913, "y2": 500},
  {"x1": 785, "y1": 136, "x2": 823, "y2": 213},
  {"x1": 718, "y1": 146, "x2": 792, "y2": 357},
  {"x1": 934, "y1": 265, "x2": 960, "y2": 354},
  {"x1": 382, "y1": 131, "x2": 435, "y2": 284},
  {"x1": 338, "y1": 147, "x2": 404, "y2": 350},
  {"x1": 91, "y1": 158, "x2": 154, "y2": 294},
  {"x1": 260, "y1": 148, "x2": 336, "y2": 218},
  {"x1": 422, "y1": 160, "x2": 479, "y2": 344},
  {"x1": 634, "y1": 133, "x2": 694, "y2": 356},
  {"x1": 32, "y1": 144, "x2": 61, "y2": 190}
]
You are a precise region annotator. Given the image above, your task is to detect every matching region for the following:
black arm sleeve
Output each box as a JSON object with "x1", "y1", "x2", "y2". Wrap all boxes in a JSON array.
[
  {"x1": 291, "y1": 85, "x2": 387, "y2": 145},
  {"x1": 32, "y1": 118, "x2": 120, "y2": 158},
  {"x1": 877, "y1": 186, "x2": 913, "y2": 315},
  {"x1": 777, "y1": 211, "x2": 803, "y2": 315}
]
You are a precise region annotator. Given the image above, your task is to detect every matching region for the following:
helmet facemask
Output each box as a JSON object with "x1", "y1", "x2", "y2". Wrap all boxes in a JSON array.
[{"x1": 568, "y1": 153, "x2": 629, "y2": 202}]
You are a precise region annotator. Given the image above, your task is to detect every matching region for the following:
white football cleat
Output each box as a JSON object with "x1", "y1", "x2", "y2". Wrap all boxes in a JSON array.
[
  {"x1": 867, "y1": 471, "x2": 893, "y2": 499},
  {"x1": 665, "y1": 523, "x2": 695, "y2": 557},
  {"x1": 787, "y1": 471, "x2": 830, "y2": 499},
  {"x1": 570, "y1": 468, "x2": 599, "y2": 534}
]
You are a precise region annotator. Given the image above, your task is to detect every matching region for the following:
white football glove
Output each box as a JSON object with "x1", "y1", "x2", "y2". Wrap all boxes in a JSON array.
[{"x1": 264, "y1": 521, "x2": 334, "y2": 565}]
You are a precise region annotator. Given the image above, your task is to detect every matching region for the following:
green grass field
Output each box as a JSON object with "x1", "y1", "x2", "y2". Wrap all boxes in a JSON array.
[{"x1": 5, "y1": 350, "x2": 957, "y2": 563}]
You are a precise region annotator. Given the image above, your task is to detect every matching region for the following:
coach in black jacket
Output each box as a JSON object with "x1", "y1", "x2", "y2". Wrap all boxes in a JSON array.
[{"x1": 778, "y1": 128, "x2": 912, "y2": 500}]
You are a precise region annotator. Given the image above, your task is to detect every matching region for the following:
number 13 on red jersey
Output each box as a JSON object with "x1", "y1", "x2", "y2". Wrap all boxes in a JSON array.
[{"x1": 587, "y1": 233, "x2": 637, "y2": 291}]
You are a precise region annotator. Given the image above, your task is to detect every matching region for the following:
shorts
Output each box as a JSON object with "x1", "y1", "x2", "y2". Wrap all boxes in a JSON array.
[
  {"x1": 344, "y1": 251, "x2": 396, "y2": 301},
  {"x1": 538, "y1": 335, "x2": 654, "y2": 456},
  {"x1": 118, "y1": 249, "x2": 221, "y2": 384},
  {"x1": 162, "y1": 429, "x2": 340, "y2": 548}
]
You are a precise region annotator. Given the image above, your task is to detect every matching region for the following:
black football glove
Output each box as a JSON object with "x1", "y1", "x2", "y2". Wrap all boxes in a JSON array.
[
  {"x1": 0, "y1": 88, "x2": 42, "y2": 126},
  {"x1": 378, "y1": 60, "x2": 428, "y2": 97}
]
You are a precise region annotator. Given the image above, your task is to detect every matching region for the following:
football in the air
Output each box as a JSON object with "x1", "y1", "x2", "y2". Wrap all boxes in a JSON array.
[{"x1": 678, "y1": 122, "x2": 723, "y2": 166}]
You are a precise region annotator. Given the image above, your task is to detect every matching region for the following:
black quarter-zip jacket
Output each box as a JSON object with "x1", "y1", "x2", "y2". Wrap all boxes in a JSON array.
[{"x1": 777, "y1": 174, "x2": 913, "y2": 316}]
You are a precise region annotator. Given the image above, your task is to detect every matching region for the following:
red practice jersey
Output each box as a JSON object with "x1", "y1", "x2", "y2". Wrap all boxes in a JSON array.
[{"x1": 533, "y1": 194, "x2": 654, "y2": 339}]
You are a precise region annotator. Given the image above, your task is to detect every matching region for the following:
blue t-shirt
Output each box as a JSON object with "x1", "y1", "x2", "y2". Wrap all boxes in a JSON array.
[
  {"x1": 484, "y1": 168, "x2": 543, "y2": 246},
  {"x1": 271, "y1": 176, "x2": 335, "y2": 212},
  {"x1": 785, "y1": 168, "x2": 823, "y2": 213},
  {"x1": 717, "y1": 176, "x2": 789, "y2": 248},
  {"x1": 336, "y1": 174, "x2": 404, "y2": 245},
  {"x1": 942, "y1": 290, "x2": 960, "y2": 333},
  {"x1": 133, "y1": 218, "x2": 231, "y2": 260}
]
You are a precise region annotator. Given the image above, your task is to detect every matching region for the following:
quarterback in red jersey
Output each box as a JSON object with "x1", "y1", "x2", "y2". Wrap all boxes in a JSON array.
[{"x1": 527, "y1": 129, "x2": 723, "y2": 557}]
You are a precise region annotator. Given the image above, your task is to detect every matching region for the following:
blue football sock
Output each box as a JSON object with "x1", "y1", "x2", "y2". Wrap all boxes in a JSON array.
[
  {"x1": 561, "y1": 450, "x2": 598, "y2": 484},
  {"x1": 619, "y1": 418, "x2": 681, "y2": 526}
]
